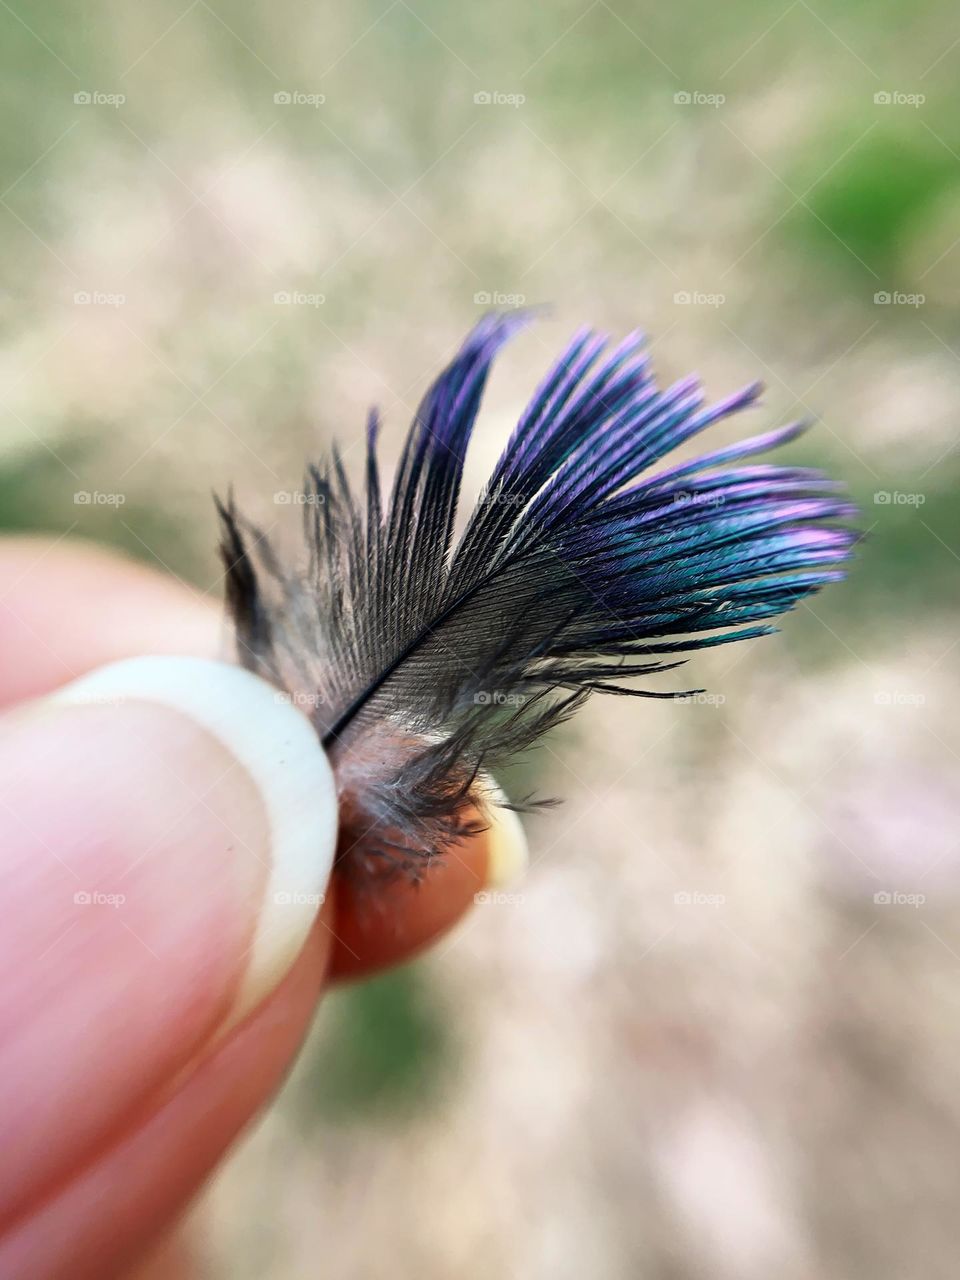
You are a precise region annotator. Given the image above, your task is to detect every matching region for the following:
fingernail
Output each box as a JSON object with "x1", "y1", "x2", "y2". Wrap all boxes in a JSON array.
[
  {"x1": 0, "y1": 655, "x2": 337, "y2": 1221},
  {"x1": 479, "y1": 776, "x2": 529, "y2": 887},
  {"x1": 52, "y1": 655, "x2": 337, "y2": 1024}
]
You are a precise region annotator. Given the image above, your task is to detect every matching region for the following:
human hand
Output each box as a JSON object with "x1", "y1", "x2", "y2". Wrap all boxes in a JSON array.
[{"x1": 0, "y1": 538, "x2": 525, "y2": 1280}]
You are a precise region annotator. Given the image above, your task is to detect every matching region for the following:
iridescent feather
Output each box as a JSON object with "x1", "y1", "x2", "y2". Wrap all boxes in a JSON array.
[{"x1": 217, "y1": 314, "x2": 858, "y2": 881}]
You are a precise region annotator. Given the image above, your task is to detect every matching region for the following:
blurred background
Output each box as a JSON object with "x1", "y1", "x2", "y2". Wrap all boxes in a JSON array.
[{"x1": 1, "y1": 1, "x2": 958, "y2": 1276}]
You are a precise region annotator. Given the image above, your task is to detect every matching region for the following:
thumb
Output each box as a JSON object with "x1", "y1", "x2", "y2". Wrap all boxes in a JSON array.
[{"x1": 0, "y1": 657, "x2": 337, "y2": 1280}]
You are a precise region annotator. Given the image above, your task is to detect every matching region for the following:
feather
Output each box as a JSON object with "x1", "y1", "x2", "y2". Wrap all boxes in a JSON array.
[{"x1": 216, "y1": 313, "x2": 858, "y2": 882}]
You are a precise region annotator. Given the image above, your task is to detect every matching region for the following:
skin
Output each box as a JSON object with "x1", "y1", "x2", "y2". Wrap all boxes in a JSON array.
[{"x1": 0, "y1": 537, "x2": 491, "y2": 1280}]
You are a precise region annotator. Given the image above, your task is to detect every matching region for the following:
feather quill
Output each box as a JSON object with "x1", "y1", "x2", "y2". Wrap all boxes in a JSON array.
[{"x1": 217, "y1": 314, "x2": 858, "y2": 881}]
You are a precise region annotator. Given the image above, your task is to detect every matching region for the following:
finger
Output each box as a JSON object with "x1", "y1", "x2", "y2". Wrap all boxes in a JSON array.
[
  {"x1": 0, "y1": 537, "x2": 221, "y2": 707},
  {"x1": 329, "y1": 801, "x2": 528, "y2": 981},
  {"x1": 0, "y1": 922, "x2": 332, "y2": 1280},
  {"x1": 0, "y1": 657, "x2": 336, "y2": 1280}
]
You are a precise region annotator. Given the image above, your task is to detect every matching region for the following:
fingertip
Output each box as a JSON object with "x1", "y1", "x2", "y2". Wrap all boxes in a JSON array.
[
  {"x1": 0, "y1": 656, "x2": 337, "y2": 1232},
  {"x1": 327, "y1": 834, "x2": 489, "y2": 981},
  {"x1": 328, "y1": 792, "x2": 528, "y2": 981},
  {"x1": 0, "y1": 538, "x2": 222, "y2": 707},
  {"x1": 51, "y1": 655, "x2": 339, "y2": 1023}
]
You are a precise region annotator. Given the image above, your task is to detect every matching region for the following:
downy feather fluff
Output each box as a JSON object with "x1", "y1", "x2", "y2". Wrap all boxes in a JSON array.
[{"x1": 217, "y1": 313, "x2": 858, "y2": 882}]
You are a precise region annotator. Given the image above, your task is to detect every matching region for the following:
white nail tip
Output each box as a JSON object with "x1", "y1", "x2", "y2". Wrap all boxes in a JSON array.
[
  {"x1": 478, "y1": 775, "x2": 529, "y2": 888},
  {"x1": 53, "y1": 656, "x2": 337, "y2": 1021}
]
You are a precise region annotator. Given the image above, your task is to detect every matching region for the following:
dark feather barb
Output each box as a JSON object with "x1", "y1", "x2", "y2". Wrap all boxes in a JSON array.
[{"x1": 217, "y1": 313, "x2": 858, "y2": 880}]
